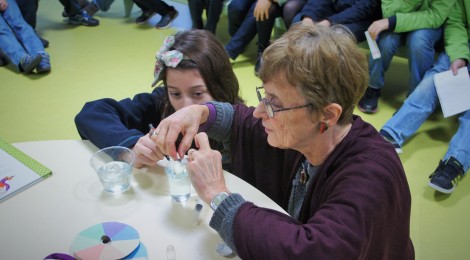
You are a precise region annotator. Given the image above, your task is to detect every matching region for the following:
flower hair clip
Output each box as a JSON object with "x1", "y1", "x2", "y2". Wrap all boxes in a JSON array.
[{"x1": 151, "y1": 36, "x2": 185, "y2": 87}]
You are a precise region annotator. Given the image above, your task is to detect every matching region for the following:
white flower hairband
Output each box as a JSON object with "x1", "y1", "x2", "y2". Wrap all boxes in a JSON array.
[{"x1": 151, "y1": 36, "x2": 185, "y2": 87}]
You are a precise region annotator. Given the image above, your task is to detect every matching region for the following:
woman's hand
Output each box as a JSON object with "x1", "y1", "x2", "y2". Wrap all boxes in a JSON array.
[
  {"x1": 187, "y1": 133, "x2": 229, "y2": 204},
  {"x1": 132, "y1": 134, "x2": 166, "y2": 168},
  {"x1": 151, "y1": 104, "x2": 209, "y2": 160},
  {"x1": 368, "y1": 18, "x2": 389, "y2": 40}
]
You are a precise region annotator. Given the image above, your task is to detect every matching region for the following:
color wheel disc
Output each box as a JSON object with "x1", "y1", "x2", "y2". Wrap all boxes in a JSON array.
[
  {"x1": 124, "y1": 242, "x2": 148, "y2": 260},
  {"x1": 71, "y1": 222, "x2": 140, "y2": 260}
]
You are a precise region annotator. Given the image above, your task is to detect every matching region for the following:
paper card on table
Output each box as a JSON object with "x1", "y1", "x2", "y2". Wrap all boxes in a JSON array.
[
  {"x1": 0, "y1": 139, "x2": 52, "y2": 202},
  {"x1": 433, "y1": 67, "x2": 470, "y2": 118},
  {"x1": 364, "y1": 31, "x2": 381, "y2": 59}
]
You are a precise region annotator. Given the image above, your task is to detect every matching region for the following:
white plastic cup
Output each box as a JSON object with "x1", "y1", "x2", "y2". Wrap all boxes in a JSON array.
[{"x1": 164, "y1": 159, "x2": 191, "y2": 202}]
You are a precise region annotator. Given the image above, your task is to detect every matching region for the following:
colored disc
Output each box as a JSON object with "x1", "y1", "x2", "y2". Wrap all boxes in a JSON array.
[
  {"x1": 71, "y1": 222, "x2": 140, "y2": 260},
  {"x1": 124, "y1": 242, "x2": 148, "y2": 260}
]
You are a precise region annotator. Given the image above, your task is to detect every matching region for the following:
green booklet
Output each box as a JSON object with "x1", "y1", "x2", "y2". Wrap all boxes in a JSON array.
[{"x1": 0, "y1": 139, "x2": 52, "y2": 202}]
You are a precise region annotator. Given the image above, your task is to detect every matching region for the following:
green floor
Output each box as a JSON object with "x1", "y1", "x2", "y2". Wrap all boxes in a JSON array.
[{"x1": 1, "y1": 1, "x2": 468, "y2": 259}]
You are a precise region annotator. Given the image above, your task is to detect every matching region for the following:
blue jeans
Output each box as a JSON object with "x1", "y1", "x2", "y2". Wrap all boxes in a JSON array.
[
  {"x1": 369, "y1": 28, "x2": 442, "y2": 95},
  {"x1": 0, "y1": 0, "x2": 46, "y2": 70},
  {"x1": 382, "y1": 51, "x2": 470, "y2": 172},
  {"x1": 225, "y1": 0, "x2": 280, "y2": 59}
]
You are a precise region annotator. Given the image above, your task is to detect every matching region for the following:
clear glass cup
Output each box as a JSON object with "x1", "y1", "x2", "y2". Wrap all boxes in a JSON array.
[{"x1": 90, "y1": 146, "x2": 135, "y2": 193}]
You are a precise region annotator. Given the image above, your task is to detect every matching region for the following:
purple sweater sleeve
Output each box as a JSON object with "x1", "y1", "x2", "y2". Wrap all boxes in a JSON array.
[{"x1": 198, "y1": 103, "x2": 217, "y2": 132}]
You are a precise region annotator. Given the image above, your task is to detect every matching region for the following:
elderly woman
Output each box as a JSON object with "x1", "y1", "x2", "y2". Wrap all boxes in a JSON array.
[{"x1": 152, "y1": 24, "x2": 414, "y2": 259}]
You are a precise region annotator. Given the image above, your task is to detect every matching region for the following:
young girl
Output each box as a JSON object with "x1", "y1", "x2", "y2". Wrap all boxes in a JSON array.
[{"x1": 75, "y1": 29, "x2": 243, "y2": 168}]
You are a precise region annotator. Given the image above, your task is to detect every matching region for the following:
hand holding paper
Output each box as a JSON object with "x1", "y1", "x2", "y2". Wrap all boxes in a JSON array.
[
  {"x1": 365, "y1": 31, "x2": 381, "y2": 60},
  {"x1": 434, "y1": 67, "x2": 470, "y2": 118}
]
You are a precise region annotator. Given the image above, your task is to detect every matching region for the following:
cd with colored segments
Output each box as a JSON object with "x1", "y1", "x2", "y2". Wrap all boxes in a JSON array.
[
  {"x1": 71, "y1": 222, "x2": 140, "y2": 260},
  {"x1": 124, "y1": 242, "x2": 148, "y2": 260}
]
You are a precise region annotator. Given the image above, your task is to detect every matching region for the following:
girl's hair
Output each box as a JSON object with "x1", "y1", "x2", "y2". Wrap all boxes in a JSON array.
[
  {"x1": 157, "y1": 29, "x2": 244, "y2": 117},
  {"x1": 259, "y1": 24, "x2": 368, "y2": 125}
]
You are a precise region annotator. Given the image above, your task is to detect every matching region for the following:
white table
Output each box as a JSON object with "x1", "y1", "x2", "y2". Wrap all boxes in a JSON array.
[{"x1": 0, "y1": 140, "x2": 286, "y2": 259}]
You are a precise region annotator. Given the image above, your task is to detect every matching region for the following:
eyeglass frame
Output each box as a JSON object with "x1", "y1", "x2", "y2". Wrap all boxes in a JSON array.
[{"x1": 256, "y1": 86, "x2": 312, "y2": 118}]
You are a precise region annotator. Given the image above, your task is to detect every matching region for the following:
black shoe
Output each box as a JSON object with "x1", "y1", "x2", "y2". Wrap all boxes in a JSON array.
[
  {"x1": 0, "y1": 53, "x2": 7, "y2": 66},
  {"x1": 19, "y1": 54, "x2": 42, "y2": 74},
  {"x1": 358, "y1": 87, "x2": 380, "y2": 114},
  {"x1": 429, "y1": 157, "x2": 465, "y2": 194},
  {"x1": 379, "y1": 130, "x2": 402, "y2": 154},
  {"x1": 155, "y1": 8, "x2": 178, "y2": 29},
  {"x1": 135, "y1": 11, "x2": 155, "y2": 24},
  {"x1": 69, "y1": 10, "x2": 100, "y2": 26},
  {"x1": 62, "y1": 9, "x2": 69, "y2": 18},
  {"x1": 36, "y1": 53, "x2": 51, "y2": 74},
  {"x1": 255, "y1": 52, "x2": 262, "y2": 76}
]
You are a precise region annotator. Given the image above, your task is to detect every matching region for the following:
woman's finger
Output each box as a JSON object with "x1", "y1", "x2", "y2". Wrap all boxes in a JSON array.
[
  {"x1": 193, "y1": 132, "x2": 210, "y2": 150},
  {"x1": 187, "y1": 148, "x2": 197, "y2": 161}
]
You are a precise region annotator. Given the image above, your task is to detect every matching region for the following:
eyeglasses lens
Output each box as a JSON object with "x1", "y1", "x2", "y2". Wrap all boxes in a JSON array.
[{"x1": 256, "y1": 86, "x2": 275, "y2": 118}]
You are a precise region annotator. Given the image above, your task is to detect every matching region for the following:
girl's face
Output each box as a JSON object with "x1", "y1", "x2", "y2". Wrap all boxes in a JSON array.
[{"x1": 166, "y1": 68, "x2": 214, "y2": 110}]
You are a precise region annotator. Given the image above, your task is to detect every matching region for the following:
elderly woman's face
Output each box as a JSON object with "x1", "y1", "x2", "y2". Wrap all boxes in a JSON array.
[
  {"x1": 166, "y1": 68, "x2": 214, "y2": 111},
  {"x1": 253, "y1": 81, "x2": 318, "y2": 150}
]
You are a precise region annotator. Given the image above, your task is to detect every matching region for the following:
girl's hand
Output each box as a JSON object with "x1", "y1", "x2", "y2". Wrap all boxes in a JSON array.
[
  {"x1": 254, "y1": 0, "x2": 272, "y2": 21},
  {"x1": 132, "y1": 134, "x2": 165, "y2": 168},
  {"x1": 450, "y1": 59, "x2": 467, "y2": 75},
  {"x1": 151, "y1": 104, "x2": 209, "y2": 160}
]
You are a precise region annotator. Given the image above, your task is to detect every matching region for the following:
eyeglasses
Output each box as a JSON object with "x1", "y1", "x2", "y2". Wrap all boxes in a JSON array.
[{"x1": 256, "y1": 86, "x2": 312, "y2": 118}]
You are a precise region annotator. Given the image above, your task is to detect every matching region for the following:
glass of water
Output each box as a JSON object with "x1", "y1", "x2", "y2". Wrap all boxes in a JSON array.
[
  {"x1": 90, "y1": 146, "x2": 135, "y2": 193},
  {"x1": 164, "y1": 158, "x2": 191, "y2": 202}
]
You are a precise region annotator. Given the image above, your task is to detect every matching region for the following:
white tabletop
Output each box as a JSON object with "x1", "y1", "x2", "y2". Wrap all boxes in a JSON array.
[{"x1": 0, "y1": 140, "x2": 286, "y2": 259}]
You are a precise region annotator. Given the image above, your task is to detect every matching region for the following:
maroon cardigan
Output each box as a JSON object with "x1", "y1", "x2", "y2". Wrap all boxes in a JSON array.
[{"x1": 228, "y1": 104, "x2": 414, "y2": 259}]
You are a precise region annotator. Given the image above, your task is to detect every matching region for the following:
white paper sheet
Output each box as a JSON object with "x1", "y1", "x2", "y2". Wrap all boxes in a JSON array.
[
  {"x1": 364, "y1": 31, "x2": 381, "y2": 59},
  {"x1": 433, "y1": 67, "x2": 470, "y2": 118}
]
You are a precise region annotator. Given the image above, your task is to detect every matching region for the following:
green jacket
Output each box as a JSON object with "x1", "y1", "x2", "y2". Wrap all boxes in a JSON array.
[
  {"x1": 381, "y1": 0, "x2": 455, "y2": 32},
  {"x1": 444, "y1": 0, "x2": 470, "y2": 63}
]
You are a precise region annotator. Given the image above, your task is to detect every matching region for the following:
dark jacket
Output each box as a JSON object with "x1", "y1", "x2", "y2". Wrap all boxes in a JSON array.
[
  {"x1": 300, "y1": 0, "x2": 381, "y2": 41},
  {"x1": 75, "y1": 87, "x2": 166, "y2": 149},
  {"x1": 228, "y1": 104, "x2": 414, "y2": 259},
  {"x1": 301, "y1": 0, "x2": 381, "y2": 24}
]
